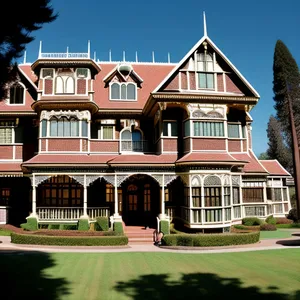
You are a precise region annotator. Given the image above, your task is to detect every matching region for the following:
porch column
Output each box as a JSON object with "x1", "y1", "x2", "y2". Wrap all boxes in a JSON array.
[
  {"x1": 159, "y1": 174, "x2": 166, "y2": 219},
  {"x1": 83, "y1": 175, "x2": 87, "y2": 216},
  {"x1": 32, "y1": 185, "x2": 37, "y2": 216},
  {"x1": 114, "y1": 174, "x2": 119, "y2": 216}
]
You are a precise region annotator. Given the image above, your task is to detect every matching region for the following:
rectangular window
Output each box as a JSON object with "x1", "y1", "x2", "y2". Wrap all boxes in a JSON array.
[
  {"x1": 41, "y1": 120, "x2": 47, "y2": 137},
  {"x1": 194, "y1": 122, "x2": 224, "y2": 137},
  {"x1": 245, "y1": 206, "x2": 265, "y2": 217},
  {"x1": 242, "y1": 188, "x2": 264, "y2": 203},
  {"x1": 163, "y1": 121, "x2": 177, "y2": 137},
  {"x1": 184, "y1": 120, "x2": 190, "y2": 136},
  {"x1": 106, "y1": 184, "x2": 114, "y2": 202},
  {"x1": 82, "y1": 121, "x2": 88, "y2": 137},
  {"x1": 0, "y1": 188, "x2": 10, "y2": 206},
  {"x1": 224, "y1": 187, "x2": 230, "y2": 206},
  {"x1": 228, "y1": 124, "x2": 240, "y2": 138},
  {"x1": 204, "y1": 187, "x2": 222, "y2": 207},
  {"x1": 192, "y1": 187, "x2": 201, "y2": 207},
  {"x1": 102, "y1": 126, "x2": 114, "y2": 139},
  {"x1": 0, "y1": 121, "x2": 14, "y2": 144},
  {"x1": 233, "y1": 187, "x2": 240, "y2": 204},
  {"x1": 198, "y1": 73, "x2": 214, "y2": 89}
]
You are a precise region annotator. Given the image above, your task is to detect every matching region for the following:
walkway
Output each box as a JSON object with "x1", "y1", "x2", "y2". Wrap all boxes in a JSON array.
[{"x1": 1, "y1": 232, "x2": 300, "y2": 253}]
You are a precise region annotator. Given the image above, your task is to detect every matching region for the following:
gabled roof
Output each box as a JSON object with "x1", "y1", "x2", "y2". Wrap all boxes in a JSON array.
[
  {"x1": 259, "y1": 160, "x2": 291, "y2": 176},
  {"x1": 153, "y1": 35, "x2": 260, "y2": 98},
  {"x1": 103, "y1": 64, "x2": 143, "y2": 84}
]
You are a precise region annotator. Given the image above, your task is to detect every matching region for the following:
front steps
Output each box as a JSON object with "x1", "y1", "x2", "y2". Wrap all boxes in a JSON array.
[{"x1": 124, "y1": 226, "x2": 156, "y2": 244}]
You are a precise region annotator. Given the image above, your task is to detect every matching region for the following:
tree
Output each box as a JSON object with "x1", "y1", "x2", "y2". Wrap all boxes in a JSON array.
[
  {"x1": 257, "y1": 152, "x2": 269, "y2": 160},
  {"x1": 266, "y1": 115, "x2": 292, "y2": 172},
  {"x1": 273, "y1": 39, "x2": 300, "y2": 220},
  {"x1": 273, "y1": 40, "x2": 300, "y2": 146},
  {"x1": 0, "y1": 1, "x2": 57, "y2": 98}
]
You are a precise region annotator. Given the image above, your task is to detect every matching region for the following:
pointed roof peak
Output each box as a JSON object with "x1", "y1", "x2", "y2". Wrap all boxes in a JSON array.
[{"x1": 203, "y1": 11, "x2": 207, "y2": 37}]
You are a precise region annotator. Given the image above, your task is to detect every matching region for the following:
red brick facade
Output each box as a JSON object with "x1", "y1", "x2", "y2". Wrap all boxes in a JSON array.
[{"x1": 192, "y1": 138, "x2": 226, "y2": 151}]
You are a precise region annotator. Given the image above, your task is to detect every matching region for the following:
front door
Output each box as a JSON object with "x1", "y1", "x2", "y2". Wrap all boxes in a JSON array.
[{"x1": 123, "y1": 182, "x2": 155, "y2": 227}]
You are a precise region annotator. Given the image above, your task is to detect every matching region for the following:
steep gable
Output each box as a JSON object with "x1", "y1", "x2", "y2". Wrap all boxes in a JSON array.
[{"x1": 153, "y1": 36, "x2": 259, "y2": 98}]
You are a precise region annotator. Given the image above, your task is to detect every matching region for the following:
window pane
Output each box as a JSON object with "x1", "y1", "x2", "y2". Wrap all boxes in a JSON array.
[
  {"x1": 121, "y1": 84, "x2": 126, "y2": 99},
  {"x1": 57, "y1": 119, "x2": 64, "y2": 136},
  {"x1": 163, "y1": 122, "x2": 168, "y2": 136},
  {"x1": 55, "y1": 77, "x2": 64, "y2": 93},
  {"x1": 127, "y1": 84, "x2": 136, "y2": 100},
  {"x1": 71, "y1": 119, "x2": 79, "y2": 136},
  {"x1": 41, "y1": 120, "x2": 47, "y2": 137},
  {"x1": 228, "y1": 124, "x2": 240, "y2": 138},
  {"x1": 64, "y1": 119, "x2": 71, "y2": 136},
  {"x1": 82, "y1": 121, "x2": 88, "y2": 137},
  {"x1": 199, "y1": 73, "x2": 207, "y2": 88},
  {"x1": 207, "y1": 74, "x2": 214, "y2": 88},
  {"x1": 0, "y1": 128, "x2": 12, "y2": 143},
  {"x1": 111, "y1": 83, "x2": 120, "y2": 99},
  {"x1": 103, "y1": 126, "x2": 113, "y2": 139},
  {"x1": 65, "y1": 77, "x2": 75, "y2": 94},
  {"x1": 171, "y1": 122, "x2": 178, "y2": 136},
  {"x1": 50, "y1": 119, "x2": 57, "y2": 136},
  {"x1": 121, "y1": 130, "x2": 131, "y2": 140},
  {"x1": 184, "y1": 121, "x2": 190, "y2": 136}
]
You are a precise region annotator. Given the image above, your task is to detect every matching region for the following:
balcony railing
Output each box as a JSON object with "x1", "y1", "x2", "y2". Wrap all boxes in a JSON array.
[
  {"x1": 121, "y1": 140, "x2": 149, "y2": 152},
  {"x1": 37, "y1": 207, "x2": 109, "y2": 221},
  {"x1": 39, "y1": 52, "x2": 89, "y2": 59}
]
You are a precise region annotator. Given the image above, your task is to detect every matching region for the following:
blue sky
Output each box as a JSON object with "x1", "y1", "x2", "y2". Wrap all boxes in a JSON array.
[{"x1": 23, "y1": 0, "x2": 300, "y2": 156}]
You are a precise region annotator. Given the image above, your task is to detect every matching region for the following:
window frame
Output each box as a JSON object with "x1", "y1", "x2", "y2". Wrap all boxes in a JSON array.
[
  {"x1": 0, "y1": 121, "x2": 15, "y2": 144},
  {"x1": 162, "y1": 120, "x2": 178, "y2": 137},
  {"x1": 109, "y1": 82, "x2": 137, "y2": 101},
  {"x1": 193, "y1": 121, "x2": 225, "y2": 137},
  {"x1": 8, "y1": 82, "x2": 25, "y2": 105}
]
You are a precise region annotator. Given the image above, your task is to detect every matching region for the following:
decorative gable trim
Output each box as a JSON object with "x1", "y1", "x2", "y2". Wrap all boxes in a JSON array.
[{"x1": 152, "y1": 36, "x2": 260, "y2": 98}]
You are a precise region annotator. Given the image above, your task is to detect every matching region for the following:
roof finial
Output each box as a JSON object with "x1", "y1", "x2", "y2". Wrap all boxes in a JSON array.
[
  {"x1": 38, "y1": 41, "x2": 42, "y2": 58},
  {"x1": 94, "y1": 51, "x2": 96, "y2": 61},
  {"x1": 136, "y1": 51, "x2": 138, "y2": 63},
  {"x1": 109, "y1": 49, "x2": 112, "y2": 62},
  {"x1": 23, "y1": 50, "x2": 27, "y2": 64},
  {"x1": 123, "y1": 50, "x2": 126, "y2": 62},
  {"x1": 168, "y1": 52, "x2": 171, "y2": 63},
  {"x1": 152, "y1": 51, "x2": 155, "y2": 63},
  {"x1": 203, "y1": 11, "x2": 207, "y2": 36},
  {"x1": 87, "y1": 40, "x2": 91, "y2": 58}
]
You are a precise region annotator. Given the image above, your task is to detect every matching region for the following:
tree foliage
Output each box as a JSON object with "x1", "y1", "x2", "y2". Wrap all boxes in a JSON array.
[
  {"x1": 266, "y1": 115, "x2": 292, "y2": 172},
  {"x1": 0, "y1": 1, "x2": 57, "y2": 98},
  {"x1": 273, "y1": 40, "x2": 300, "y2": 146},
  {"x1": 257, "y1": 152, "x2": 269, "y2": 160}
]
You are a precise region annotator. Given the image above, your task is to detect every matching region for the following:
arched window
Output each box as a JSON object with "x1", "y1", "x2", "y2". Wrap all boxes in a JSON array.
[
  {"x1": 9, "y1": 83, "x2": 24, "y2": 104},
  {"x1": 65, "y1": 77, "x2": 75, "y2": 94},
  {"x1": 204, "y1": 176, "x2": 222, "y2": 207},
  {"x1": 110, "y1": 83, "x2": 137, "y2": 100},
  {"x1": 121, "y1": 129, "x2": 143, "y2": 152},
  {"x1": 55, "y1": 76, "x2": 64, "y2": 94}
]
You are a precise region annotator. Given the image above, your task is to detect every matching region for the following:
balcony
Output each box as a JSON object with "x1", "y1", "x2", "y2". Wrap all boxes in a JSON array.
[{"x1": 121, "y1": 140, "x2": 149, "y2": 152}]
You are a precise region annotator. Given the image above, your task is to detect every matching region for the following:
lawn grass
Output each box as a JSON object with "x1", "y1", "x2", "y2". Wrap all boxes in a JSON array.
[
  {"x1": 0, "y1": 250, "x2": 300, "y2": 299},
  {"x1": 259, "y1": 229, "x2": 295, "y2": 240}
]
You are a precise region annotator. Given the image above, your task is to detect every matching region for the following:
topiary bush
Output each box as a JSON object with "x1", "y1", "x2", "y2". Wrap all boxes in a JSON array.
[
  {"x1": 242, "y1": 217, "x2": 262, "y2": 226},
  {"x1": 20, "y1": 217, "x2": 38, "y2": 231},
  {"x1": 265, "y1": 215, "x2": 276, "y2": 225},
  {"x1": 11, "y1": 233, "x2": 128, "y2": 246},
  {"x1": 260, "y1": 223, "x2": 277, "y2": 231},
  {"x1": 162, "y1": 232, "x2": 260, "y2": 247},
  {"x1": 94, "y1": 217, "x2": 109, "y2": 231},
  {"x1": 78, "y1": 218, "x2": 90, "y2": 231},
  {"x1": 113, "y1": 222, "x2": 124, "y2": 234},
  {"x1": 160, "y1": 220, "x2": 170, "y2": 235},
  {"x1": 275, "y1": 217, "x2": 293, "y2": 224}
]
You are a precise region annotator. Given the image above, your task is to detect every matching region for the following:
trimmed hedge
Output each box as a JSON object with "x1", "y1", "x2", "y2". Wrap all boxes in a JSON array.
[
  {"x1": 162, "y1": 232, "x2": 260, "y2": 247},
  {"x1": 232, "y1": 225, "x2": 260, "y2": 232},
  {"x1": 265, "y1": 215, "x2": 276, "y2": 225},
  {"x1": 260, "y1": 223, "x2": 277, "y2": 231},
  {"x1": 242, "y1": 217, "x2": 262, "y2": 226},
  {"x1": 113, "y1": 222, "x2": 124, "y2": 234},
  {"x1": 94, "y1": 217, "x2": 109, "y2": 231},
  {"x1": 48, "y1": 224, "x2": 60, "y2": 230},
  {"x1": 11, "y1": 232, "x2": 128, "y2": 246},
  {"x1": 20, "y1": 217, "x2": 38, "y2": 231},
  {"x1": 276, "y1": 223, "x2": 300, "y2": 228},
  {"x1": 160, "y1": 220, "x2": 170, "y2": 235},
  {"x1": 78, "y1": 218, "x2": 90, "y2": 231}
]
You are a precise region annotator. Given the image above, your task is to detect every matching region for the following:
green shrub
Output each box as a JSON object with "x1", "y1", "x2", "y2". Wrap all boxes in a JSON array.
[
  {"x1": 242, "y1": 217, "x2": 262, "y2": 226},
  {"x1": 276, "y1": 223, "x2": 300, "y2": 228},
  {"x1": 48, "y1": 224, "x2": 60, "y2": 230},
  {"x1": 63, "y1": 224, "x2": 78, "y2": 230},
  {"x1": 20, "y1": 217, "x2": 38, "y2": 231},
  {"x1": 11, "y1": 233, "x2": 128, "y2": 246},
  {"x1": 163, "y1": 232, "x2": 260, "y2": 247},
  {"x1": 78, "y1": 218, "x2": 90, "y2": 231},
  {"x1": 160, "y1": 220, "x2": 170, "y2": 235},
  {"x1": 232, "y1": 224, "x2": 260, "y2": 232},
  {"x1": 94, "y1": 217, "x2": 109, "y2": 231},
  {"x1": 113, "y1": 222, "x2": 124, "y2": 234},
  {"x1": 265, "y1": 215, "x2": 276, "y2": 225},
  {"x1": 275, "y1": 217, "x2": 293, "y2": 224},
  {"x1": 287, "y1": 208, "x2": 299, "y2": 222},
  {"x1": 260, "y1": 223, "x2": 277, "y2": 231}
]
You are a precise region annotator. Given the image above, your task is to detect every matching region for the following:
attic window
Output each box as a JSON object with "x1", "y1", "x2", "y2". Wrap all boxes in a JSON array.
[
  {"x1": 197, "y1": 53, "x2": 213, "y2": 72},
  {"x1": 110, "y1": 82, "x2": 136, "y2": 101},
  {"x1": 9, "y1": 83, "x2": 25, "y2": 104},
  {"x1": 76, "y1": 68, "x2": 89, "y2": 78}
]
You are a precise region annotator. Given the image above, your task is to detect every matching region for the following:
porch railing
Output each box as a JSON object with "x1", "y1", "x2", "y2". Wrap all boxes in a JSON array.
[
  {"x1": 37, "y1": 207, "x2": 109, "y2": 221},
  {"x1": 121, "y1": 140, "x2": 149, "y2": 152}
]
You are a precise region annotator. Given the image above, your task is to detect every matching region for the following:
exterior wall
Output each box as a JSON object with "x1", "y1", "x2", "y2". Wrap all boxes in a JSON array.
[
  {"x1": 225, "y1": 74, "x2": 242, "y2": 93},
  {"x1": 0, "y1": 146, "x2": 14, "y2": 159},
  {"x1": 47, "y1": 139, "x2": 81, "y2": 152},
  {"x1": 192, "y1": 138, "x2": 226, "y2": 151},
  {"x1": 0, "y1": 207, "x2": 8, "y2": 224},
  {"x1": 228, "y1": 139, "x2": 242, "y2": 152},
  {"x1": 162, "y1": 138, "x2": 177, "y2": 152},
  {"x1": 183, "y1": 138, "x2": 191, "y2": 153},
  {"x1": 90, "y1": 140, "x2": 119, "y2": 153},
  {"x1": 189, "y1": 73, "x2": 196, "y2": 90},
  {"x1": 181, "y1": 72, "x2": 188, "y2": 89},
  {"x1": 164, "y1": 74, "x2": 179, "y2": 90},
  {"x1": 217, "y1": 74, "x2": 224, "y2": 92}
]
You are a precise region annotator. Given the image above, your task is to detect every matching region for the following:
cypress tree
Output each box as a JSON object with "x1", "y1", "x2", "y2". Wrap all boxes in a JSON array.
[
  {"x1": 0, "y1": 1, "x2": 57, "y2": 98},
  {"x1": 266, "y1": 115, "x2": 292, "y2": 172}
]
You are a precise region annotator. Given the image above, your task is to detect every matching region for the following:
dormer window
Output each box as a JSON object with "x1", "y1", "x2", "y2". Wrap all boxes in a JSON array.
[
  {"x1": 197, "y1": 52, "x2": 215, "y2": 89},
  {"x1": 9, "y1": 83, "x2": 25, "y2": 104},
  {"x1": 110, "y1": 82, "x2": 137, "y2": 101}
]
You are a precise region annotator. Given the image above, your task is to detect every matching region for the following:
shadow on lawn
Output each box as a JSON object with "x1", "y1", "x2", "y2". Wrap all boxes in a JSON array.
[
  {"x1": 0, "y1": 250, "x2": 69, "y2": 300},
  {"x1": 115, "y1": 273, "x2": 300, "y2": 300}
]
